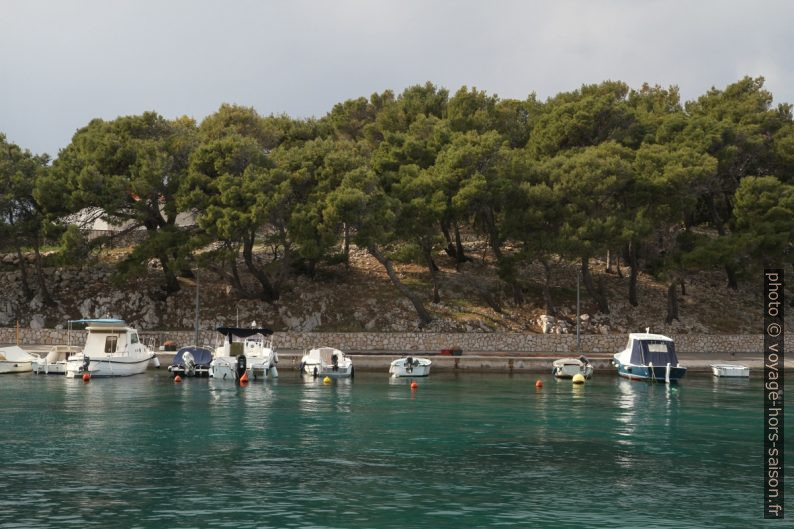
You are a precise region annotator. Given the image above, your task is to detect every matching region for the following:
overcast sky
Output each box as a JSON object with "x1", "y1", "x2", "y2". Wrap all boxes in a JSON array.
[{"x1": 2, "y1": 0, "x2": 793, "y2": 156}]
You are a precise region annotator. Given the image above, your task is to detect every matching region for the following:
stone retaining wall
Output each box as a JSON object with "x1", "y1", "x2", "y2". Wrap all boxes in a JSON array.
[{"x1": 0, "y1": 328, "x2": 786, "y2": 353}]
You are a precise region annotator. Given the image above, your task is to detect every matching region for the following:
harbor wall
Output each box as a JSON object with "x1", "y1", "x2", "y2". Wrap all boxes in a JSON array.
[{"x1": 0, "y1": 328, "x2": 785, "y2": 354}]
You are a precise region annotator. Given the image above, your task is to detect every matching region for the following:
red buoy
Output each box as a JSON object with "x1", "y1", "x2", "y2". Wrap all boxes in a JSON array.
[
  {"x1": 82, "y1": 372, "x2": 91, "y2": 382},
  {"x1": 239, "y1": 371, "x2": 249, "y2": 384},
  {"x1": 535, "y1": 379, "x2": 543, "y2": 389},
  {"x1": 410, "y1": 381, "x2": 418, "y2": 390},
  {"x1": 174, "y1": 375, "x2": 182, "y2": 383}
]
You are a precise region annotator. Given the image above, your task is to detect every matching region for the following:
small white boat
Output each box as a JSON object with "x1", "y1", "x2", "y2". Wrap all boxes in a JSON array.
[
  {"x1": 552, "y1": 356, "x2": 593, "y2": 379},
  {"x1": 33, "y1": 345, "x2": 81, "y2": 375},
  {"x1": 209, "y1": 327, "x2": 279, "y2": 381},
  {"x1": 389, "y1": 356, "x2": 431, "y2": 377},
  {"x1": 65, "y1": 319, "x2": 157, "y2": 378},
  {"x1": 0, "y1": 346, "x2": 38, "y2": 374},
  {"x1": 300, "y1": 347, "x2": 354, "y2": 378},
  {"x1": 613, "y1": 332, "x2": 686, "y2": 383},
  {"x1": 711, "y1": 364, "x2": 750, "y2": 378}
]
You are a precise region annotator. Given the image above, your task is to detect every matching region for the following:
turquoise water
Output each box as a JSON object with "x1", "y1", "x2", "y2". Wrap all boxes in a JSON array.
[{"x1": 0, "y1": 371, "x2": 788, "y2": 528}]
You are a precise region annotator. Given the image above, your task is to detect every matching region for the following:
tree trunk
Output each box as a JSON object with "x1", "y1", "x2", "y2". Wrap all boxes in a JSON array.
[
  {"x1": 616, "y1": 255, "x2": 623, "y2": 278},
  {"x1": 665, "y1": 280, "x2": 679, "y2": 324},
  {"x1": 242, "y1": 235, "x2": 279, "y2": 303},
  {"x1": 13, "y1": 243, "x2": 32, "y2": 299},
  {"x1": 343, "y1": 223, "x2": 350, "y2": 270},
  {"x1": 440, "y1": 219, "x2": 456, "y2": 259},
  {"x1": 581, "y1": 256, "x2": 610, "y2": 314},
  {"x1": 226, "y1": 254, "x2": 259, "y2": 300},
  {"x1": 725, "y1": 264, "x2": 738, "y2": 290},
  {"x1": 680, "y1": 279, "x2": 686, "y2": 296},
  {"x1": 420, "y1": 241, "x2": 440, "y2": 303},
  {"x1": 541, "y1": 258, "x2": 556, "y2": 316},
  {"x1": 368, "y1": 244, "x2": 432, "y2": 326},
  {"x1": 159, "y1": 254, "x2": 181, "y2": 293},
  {"x1": 606, "y1": 249, "x2": 613, "y2": 273},
  {"x1": 628, "y1": 242, "x2": 639, "y2": 307},
  {"x1": 453, "y1": 223, "x2": 466, "y2": 265},
  {"x1": 32, "y1": 236, "x2": 54, "y2": 306}
]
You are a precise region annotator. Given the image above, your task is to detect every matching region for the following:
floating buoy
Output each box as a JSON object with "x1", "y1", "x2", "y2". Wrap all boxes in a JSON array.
[
  {"x1": 174, "y1": 375, "x2": 182, "y2": 383},
  {"x1": 572, "y1": 373, "x2": 586, "y2": 384},
  {"x1": 82, "y1": 372, "x2": 91, "y2": 382},
  {"x1": 323, "y1": 376, "x2": 332, "y2": 384},
  {"x1": 535, "y1": 379, "x2": 543, "y2": 388},
  {"x1": 239, "y1": 372, "x2": 249, "y2": 384},
  {"x1": 410, "y1": 381, "x2": 418, "y2": 390}
]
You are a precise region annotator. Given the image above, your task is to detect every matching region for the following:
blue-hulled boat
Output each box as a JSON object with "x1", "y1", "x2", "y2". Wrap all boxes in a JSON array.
[{"x1": 613, "y1": 332, "x2": 686, "y2": 383}]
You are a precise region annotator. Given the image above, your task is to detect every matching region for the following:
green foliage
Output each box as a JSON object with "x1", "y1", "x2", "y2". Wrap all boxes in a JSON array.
[{"x1": 4, "y1": 75, "x2": 793, "y2": 316}]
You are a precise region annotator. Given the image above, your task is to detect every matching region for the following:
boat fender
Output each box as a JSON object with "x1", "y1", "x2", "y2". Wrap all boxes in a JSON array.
[{"x1": 236, "y1": 355, "x2": 247, "y2": 379}]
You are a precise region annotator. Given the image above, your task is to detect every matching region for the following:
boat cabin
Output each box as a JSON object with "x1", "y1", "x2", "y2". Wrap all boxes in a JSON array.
[
  {"x1": 71, "y1": 319, "x2": 141, "y2": 356},
  {"x1": 216, "y1": 327, "x2": 273, "y2": 357},
  {"x1": 625, "y1": 333, "x2": 679, "y2": 366}
]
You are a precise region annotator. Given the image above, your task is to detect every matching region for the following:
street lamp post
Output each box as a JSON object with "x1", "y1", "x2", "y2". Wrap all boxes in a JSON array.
[
  {"x1": 194, "y1": 268, "x2": 200, "y2": 346},
  {"x1": 576, "y1": 270, "x2": 581, "y2": 354}
]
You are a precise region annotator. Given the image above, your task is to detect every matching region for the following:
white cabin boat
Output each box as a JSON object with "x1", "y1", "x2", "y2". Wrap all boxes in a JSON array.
[
  {"x1": 33, "y1": 345, "x2": 81, "y2": 375},
  {"x1": 552, "y1": 356, "x2": 593, "y2": 379},
  {"x1": 0, "y1": 346, "x2": 38, "y2": 374},
  {"x1": 711, "y1": 364, "x2": 750, "y2": 378},
  {"x1": 613, "y1": 332, "x2": 686, "y2": 383},
  {"x1": 64, "y1": 319, "x2": 157, "y2": 378},
  {"x1": 389, "y1": 356, "x2": 431, "y2": 377},
  {"x1": 209, "y1": 327, "x2": 279, "y2": 381},
  {"x1": 300, "y1": 347, "x2": 354, "y2": 378}
]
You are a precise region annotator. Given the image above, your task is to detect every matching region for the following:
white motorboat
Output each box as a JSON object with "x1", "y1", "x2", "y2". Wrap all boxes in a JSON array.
[
  {"x1": 389, "y1": 356, "x2": 431, "y2": 377},
  {"x1": 300, "y1": 347, "x2": 354, "y2": 378},
  {"x1": 613, "y1": 332, "x2": 686, "y2": 383},
  {"x1": 711, "y1": 364, "x2": 750, "y2": 378},
  {"x1": 209, "y1": 327, "x2": 279, "y2": 381},
  {"x1": 0, "y1": 346, "x2": 38, "y2": 374},
  {"x1": 64, "y1": 319, "x2": 157, "y2": 378},
  {"x1": 552, "y1": 356, "x2": 594, "y2": 379},
  {"x1": 33, "y1": 345, "x2": 81, "y2": 375}
]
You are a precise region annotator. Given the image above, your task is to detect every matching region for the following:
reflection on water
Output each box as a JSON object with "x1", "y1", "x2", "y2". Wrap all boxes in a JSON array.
[{"x1": 0, "y1": 371, "x2": 776, "y2": 528}]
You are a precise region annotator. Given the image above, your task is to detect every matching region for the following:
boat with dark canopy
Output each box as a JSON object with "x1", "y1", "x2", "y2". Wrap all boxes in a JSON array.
[
  {"x1": 210, "y1": 326, "x2": 278, "y2": 381},
  {"x1": 168, "y1": 346, "x2": 213, "y2": 378},
  {"x1": 613, "y1": 332, "x2": 686, "y2": 383}
]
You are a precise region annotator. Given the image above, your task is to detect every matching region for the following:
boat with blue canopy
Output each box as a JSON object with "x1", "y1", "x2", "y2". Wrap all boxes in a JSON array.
[
  {"x1": 612, "y1": 332, "x2": 686, "y2": 383},
  {"x1": 168, "y1": 346, "x2": 213, "y2": 378}
]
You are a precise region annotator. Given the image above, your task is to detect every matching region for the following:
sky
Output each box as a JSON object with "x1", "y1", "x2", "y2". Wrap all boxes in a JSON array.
[{"x1": 2, "y1": 0, "x2": 793, "y2": 157}]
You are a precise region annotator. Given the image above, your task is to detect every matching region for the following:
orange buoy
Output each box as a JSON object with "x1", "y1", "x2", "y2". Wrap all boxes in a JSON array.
[
  {"x1": 239, "y1": 371, "x2": 249, "y2": 384},
  {"x1": 410, "y1": 381, "x2": 418, "y2": 390},
  {"x1": 174, "y1": 375, "x2": 182, "y2": 383},
  {"x1": 82, "y1": 372, "x2": 90, "y2": 382},
  {"x1": 535, "y1": 379, "x2": 543, "y2": 389}
]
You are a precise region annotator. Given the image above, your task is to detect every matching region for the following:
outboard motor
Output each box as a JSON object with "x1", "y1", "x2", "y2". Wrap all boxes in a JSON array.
[
  {"x1": 236, "y1": 355, "x2": 247, "y2": 380},
  {"x1": 81, "y1": 356, "x2": 91, "y2": 374},
  {"x1": 331, "y1": 354, "x2": 339, "y2": 372},
  {"x1": 183, "y1": 351, "x2": 195, "y2": 376},
  {"x1": 405, "y1": 356, "x2": 414, "y2": 373}
]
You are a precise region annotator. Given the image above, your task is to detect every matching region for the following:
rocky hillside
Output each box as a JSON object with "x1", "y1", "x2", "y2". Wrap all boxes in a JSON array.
[{"x1": 0, "y1": 240, "x2": 783, "y2": 334}]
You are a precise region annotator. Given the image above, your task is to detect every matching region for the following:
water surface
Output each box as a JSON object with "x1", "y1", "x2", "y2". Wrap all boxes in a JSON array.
[{"x1": 0, "y1": 370, "x2": 788, "y2": 528}]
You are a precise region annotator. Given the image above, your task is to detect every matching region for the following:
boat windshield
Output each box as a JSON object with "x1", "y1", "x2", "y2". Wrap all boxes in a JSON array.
[{"x1": 630, "y1": 339, "x2": 678, "y2": 365}]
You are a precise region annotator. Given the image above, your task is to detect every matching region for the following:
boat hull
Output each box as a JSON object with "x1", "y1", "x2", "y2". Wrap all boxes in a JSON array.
[
  {"x1": 552, "y1": 363, "x2": 593, "y2": 379},
  {"x1": 33, "y1": 360, "x2": 67, "y2": 375},
  {"x1": 0, "y1": 361, "x2": 33, "y2": 374},
  {"x1": 711, "y1": 364, "x2": 749, "y2": 378},
  {"x1": 209, "y1": 356, "x2": 278, "y2": 380},
  {"x1": 615, "y1": 362, "x2": 686, "y2": 383},
  {"x1": 300, "y1": 362, "x2": 354, "y2": 378},
  {"x1": 389, "y1": 358, "x2": 431, "y2": 377},
  {"x1": 65, "y1": 353, "x2": 155, "y2": 378}
]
